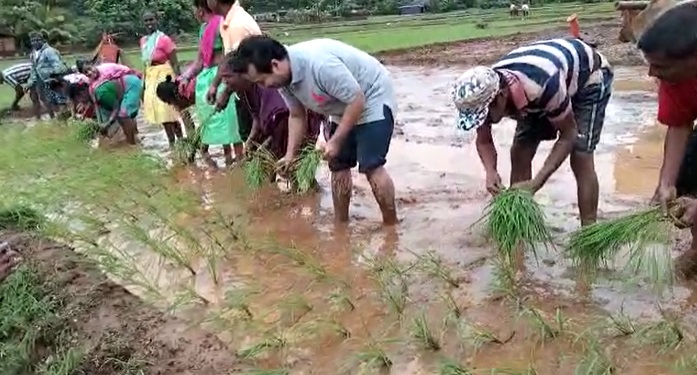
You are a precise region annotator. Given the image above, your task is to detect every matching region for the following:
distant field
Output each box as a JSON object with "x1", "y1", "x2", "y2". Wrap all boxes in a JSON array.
[{"x1": 0, "y1": 2, "x2": 616, "y2": 108}]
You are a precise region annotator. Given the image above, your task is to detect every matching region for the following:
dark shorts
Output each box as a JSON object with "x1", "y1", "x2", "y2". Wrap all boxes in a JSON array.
[
  {"x1": 326, "y1": 104, "x2": 394, "y2": 174},
  {"x1": 514, "y1": 67, "x2": 614, "y2": 153}
]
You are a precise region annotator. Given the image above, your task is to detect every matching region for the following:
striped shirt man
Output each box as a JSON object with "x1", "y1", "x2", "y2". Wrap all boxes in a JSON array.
[
  {"x1": 491, "y1": 38, "x2": 609, "y2": 123},
  {"x1": 1, "y1": 63, "x2": 32, "y2": 89}
]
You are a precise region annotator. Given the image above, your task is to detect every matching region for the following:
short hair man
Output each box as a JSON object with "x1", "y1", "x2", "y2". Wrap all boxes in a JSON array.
[
  {"x1": 0, "y1": 62, "x2": 33, "y2": 111},
  {"x1": 452, "y1": 38, "x2": 613, "y2": 226},
  {"x1": 636, "y1": 0, "x2": 697, "y2": 278},
  {"x1": 27, "y1": 32, "x2": 69, "y2": 119},
  {"x1": 230, "y1": 36, "x2": 398, "y2": 225}
]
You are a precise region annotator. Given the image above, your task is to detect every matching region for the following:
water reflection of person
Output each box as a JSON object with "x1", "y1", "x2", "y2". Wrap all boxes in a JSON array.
[
  {"x1": 636, "y1": 1, "x2": 697, "y2": 278},
  {"x1": 452, "y1": 39, "x2": 613, "y2": 227}
]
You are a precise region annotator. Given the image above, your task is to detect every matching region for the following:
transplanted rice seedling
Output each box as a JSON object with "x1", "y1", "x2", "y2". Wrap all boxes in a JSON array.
[
  {"x1": 566, "y1": 207, "x2": 674, "y2": 292},
  {"x1": 327, "y1": 287, "x2": 356, "y2": 312},
  {"x1": 635, "y1": 313, "x2": 684, "y2": 353},
  {"x1": 237, "y1": 334, "x2": 287, "y2": 360},
  {"x1": 293, "y1": 145, "x2": 322, "y2": 194},
  {"x1": 297, "y1": 318, "x2": 351, "y2": 340},
  {"x1": 409, "y1": 312, "x2": 441, "y2": 351},
  {"x1": 279, "y1": 293, "x2": 313, "y2": 324},
  {"x1": 417, "y1": 251, "x2": 460, "y2": 287},
  {"x1": 441, "y1": 290, "x2": 462, "y2": 321},
  {"x1": 224, "y1": 287, "x2": 259, "y2": 320},
  {"x1": 491, "y1": 366, "x2": 539, "y2": 375},
  {"x1": 376, "y1": 273, "x2": 409, "y2": 317},
  {"x1": 606, "y1": 305, "x2": 636, "y2": 336},
  {"x1": 462, "y1": 321, "x2": 514, "y2": 352},
  {"x1": 354, "y1": 341, "x2": 393, "y2": 371},
  {"x1": 475, "y1": 188, "x2": 552, "y2": 263},
  {"x1": 244, "y1": 146, "x2": 276, "y2": 189},
  {"x1": 673, "y1": 354, "x2": 697, "y2": 374},
  {"x1": 439, "y1": 358, "x2": 474, "y2": 375},
  {"x1": 574, "y1": 337, "x2": 615, "y2": 375},
  {"x1": 522, "y1": 306, "x2": 567, "y2": 340},
  {"x1": 273, "y1": 244, "x2": 330, "y2": 281}
]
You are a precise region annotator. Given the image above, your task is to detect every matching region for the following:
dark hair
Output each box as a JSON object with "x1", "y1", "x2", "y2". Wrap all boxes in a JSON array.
[
  {"x1": 156, "y1": 75, "x2": 179, "y2": 105},
  {"x1": 194, "y1": 0, "x2": 212, "y2": 12},
  {"x1": 218, "y1": 0, "x2": 238, "y2": 5},
  {"x1": 230, "y1": 35, "x2": 288, "y2": 74},
  {"x1": 67, "y1": 82, "x2": 89, "y2": 101},
  {"x1": 637, "y1": 1, "x2": 697, "y2": 59}
]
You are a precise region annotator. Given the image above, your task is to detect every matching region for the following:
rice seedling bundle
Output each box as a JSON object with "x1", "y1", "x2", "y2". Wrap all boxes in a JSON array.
[
  {"x1": 477, "y1": 188, "x2": 552, "y2": 262},
  {"x1": 293, "y1": 146, "x2": 322, "y2": 194},
  {"x1": 244, "y1": 146, "x2": 276, "y2": 189},
  {"x1": 71, "y1": 119, "x2": 100, "y2": 142},
  {"x1": 566, "y1": 206, "x2": 674, "y2": 291}
]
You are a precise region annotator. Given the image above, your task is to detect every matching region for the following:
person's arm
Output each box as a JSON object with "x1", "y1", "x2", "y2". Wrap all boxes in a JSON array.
[
  {"x1": 655, "y1": 80, "x2": 697, "y2": 190},
  {"x1": 475, "y1": 122, "x2": 497, "y2": 174},
  {"x1": 315, "y1": 59, "x2": 364, "y2": 148},
  {"x1": 163, "y1": 36, "x2": 180, "y2": 75},
  {"x1": 280, "y1": 88, "x2": 308, "y2": 158}
]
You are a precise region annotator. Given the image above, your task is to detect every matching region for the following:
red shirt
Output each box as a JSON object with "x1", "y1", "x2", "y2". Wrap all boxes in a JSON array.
[{"x1": 658, "y1": 78, "x2": 697, "y2": 127}]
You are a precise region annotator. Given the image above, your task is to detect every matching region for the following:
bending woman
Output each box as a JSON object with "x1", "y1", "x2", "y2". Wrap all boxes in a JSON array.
[
  {"x1": 219, "y1": 67, "x2": 325, "y2": 183},
  {"x1": 140, "y1": 10, "x2": 183, "y2": 147},
  {"x1": 177, "y1": 0, "x2": 241, "y2": 167},
  {"x1": 89, "y1": 64, "x2": 143, "y2": 144}
]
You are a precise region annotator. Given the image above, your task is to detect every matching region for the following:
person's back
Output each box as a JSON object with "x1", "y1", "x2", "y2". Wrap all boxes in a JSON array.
[{"x1": 286, "y1": 38, "x2": 395, "y2": 124}]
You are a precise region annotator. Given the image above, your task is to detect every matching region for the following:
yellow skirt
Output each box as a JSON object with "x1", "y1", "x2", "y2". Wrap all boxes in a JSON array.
[{"x1": 143, "y1": 63, "x2": 179, "y2": 124}]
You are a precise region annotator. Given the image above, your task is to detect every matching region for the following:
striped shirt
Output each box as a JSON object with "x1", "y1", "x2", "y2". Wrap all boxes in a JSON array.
[
  {"x1": 492, "y1": 38, "x2": 611, "y2": 123},
  {"x1": 1, "y1": 63, "x2": 32, "y2": 88}
]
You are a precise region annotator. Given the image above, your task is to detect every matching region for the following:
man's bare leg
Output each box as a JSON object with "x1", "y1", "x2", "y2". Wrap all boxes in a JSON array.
[
  {"x1": 510, "y1": 140, "x2": 540, "y2": 184},
  {"x1": 570, "y1": 151, "x2": 599, "y2": 226},
  {"x1": 366, "y1": 166, "x2": 397, "y2": 225},
  {"x1": 331, "y1": 169, "x2": 353, "y2": 223}
]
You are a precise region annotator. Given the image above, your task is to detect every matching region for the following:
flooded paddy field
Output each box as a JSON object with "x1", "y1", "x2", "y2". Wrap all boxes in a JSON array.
[{"x1": 2, "y1": 29, "x2": 693, "y2": 374}]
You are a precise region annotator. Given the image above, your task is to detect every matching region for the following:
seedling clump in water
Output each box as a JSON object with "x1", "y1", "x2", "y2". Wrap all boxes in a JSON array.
[
  {"x1": 293, "y1": 146, "x2": 322, "y2": 194},
  {"x1": 244, "y1": 146, "x2": 276, "y2": 189},
  {"x1": 409, "y1": 312, "x2": 441, "y2": 350},
  {"x1": 567, "y1": 207, "x2": 674, "y2": 292}
]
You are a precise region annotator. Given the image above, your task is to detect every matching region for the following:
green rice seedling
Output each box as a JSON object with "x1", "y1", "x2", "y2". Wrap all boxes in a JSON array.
[
  {"x1": 475, "y1": 188, "x2": 553, "y2": 263},
  {"x1": 439, "y1": 358, "x2": 474, "y2": 375},
  {"x1": 417, "y1": 251, "x2": 460, "y2": 287},
  {"x1": 409, "y1": 312, "x2": 441, "y2": 351},
  {"x1": 376, "y1": 274, "x2": 409, "y2": 317},
  {"x1": 606, "y1": 305, "x2": 636, "y2": 336},
  {"x1": 0, "y1": 205, "x2": 44, "y2": 231},
  {"x1": 364, "y1": 254, "x2": 415, "y2": 280},
  {"x1": 71, "y1": 119, "x2": 100, "y2": 142},
  {"x1": 244, "y1": 146, "x2": 276, "y2": 189},
  {"x1": 574, "y1": 337, "x2": 614, "y2": 375},
  {"x1": 441, "y1": 290, "x2": 462, "y2": 320},
  {"x1": 566, "y1": 207, "x2": 673, "y2": 291},
  {"x1": 673, "y1": 354, "x2": 697, "y2": 374},
  {"x1": 462, "y1": 321, "x2": 514, "y2": 351},
  {"x1": 354, "y1": 341, "x2": 393, "y2": 371},
  {"x1": 328, "y1": 287, "x2": 356, "y2": 312},
  {"x1": 237, "y1": 335, "x2": 287, "y2": 360},
  {"x1": 635, "y1": 316, "x2": 684, "y2": 353},
  {"x1": 279, "y1": 293, "x2": 313, "y2": 324},
  {"x1": 293, "y1": 145, "x2": 322, "y2": 194},
  {"x1": 521, "y1": 306, "x2": 566, "y2": 340},
  {"x1": 36, "y1": 347, "x2": 84, "y2": 375},
  {"x1": 491, "y1": 255, "x2": 520, "y2": 300},
  {"x1": 273, "y1": 244, "x2": 330, "y2": 281},
  {"x1": 492, "y1": 365, "x2": 539, "y2": 375},
  {"x1": 224, "y1": 287, "x2": 259, "y2": 320},
  {"x1": 244, "y1": 369, "x2": 289, "y2": 375},
  {"x1": 297, "y1": 318, "x2": 351, "y2": 340}
]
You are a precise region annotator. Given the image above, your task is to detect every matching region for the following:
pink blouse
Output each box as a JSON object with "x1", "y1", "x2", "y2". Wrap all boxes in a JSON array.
[{"x1": 139, "y1": 34, "x2": 176, "y2": 65}]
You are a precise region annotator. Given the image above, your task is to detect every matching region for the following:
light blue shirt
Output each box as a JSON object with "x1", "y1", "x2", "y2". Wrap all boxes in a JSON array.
[{"x1": 279, "y1": 38, "x2": 396, "y2": 125}]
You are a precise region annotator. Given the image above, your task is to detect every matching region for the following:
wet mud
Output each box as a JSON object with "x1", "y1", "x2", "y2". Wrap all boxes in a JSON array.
[{"x1": 8, "y1": 27, "x2": 694, "y2": 374}]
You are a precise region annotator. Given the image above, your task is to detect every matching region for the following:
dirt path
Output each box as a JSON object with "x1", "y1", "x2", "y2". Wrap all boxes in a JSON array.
[{"x1": 1, "y1": 231, "x2": 238, "y2": 374}]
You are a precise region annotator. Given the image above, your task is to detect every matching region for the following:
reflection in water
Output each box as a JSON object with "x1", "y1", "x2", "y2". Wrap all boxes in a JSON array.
[{"x1": 93, "y1": 65, "x2": 691, "y2": 374}]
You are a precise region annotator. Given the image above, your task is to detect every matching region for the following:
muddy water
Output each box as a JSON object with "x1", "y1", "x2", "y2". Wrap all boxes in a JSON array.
[{"x1": 102, "y1": 65, "x2": 693, "y2": 373}]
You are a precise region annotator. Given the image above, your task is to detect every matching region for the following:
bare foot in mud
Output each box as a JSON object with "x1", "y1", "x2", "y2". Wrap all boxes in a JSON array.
[
  {"x1": 224, "y1": 157, "x2": 236, "y2": 169},
  {"x1": 203, "y1": 155, "x2": 218, "y2": 170}
]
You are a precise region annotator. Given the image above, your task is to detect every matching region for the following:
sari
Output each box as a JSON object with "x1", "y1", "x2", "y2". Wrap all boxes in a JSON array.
[
  {"x1": 195, "y1": 17, "x2": 241, "y2": 146},
  {"x1": 140, "y1": 30, "x2": 179, "y2": 124}
]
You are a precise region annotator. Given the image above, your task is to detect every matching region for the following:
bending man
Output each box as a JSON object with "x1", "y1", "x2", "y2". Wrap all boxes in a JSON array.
[
  {"x1": 452, "y1": 38, "x2": 613, "y2": 226},
  {"x1": 230, "y1": 36, "x2": 398, "y2": 225}
]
